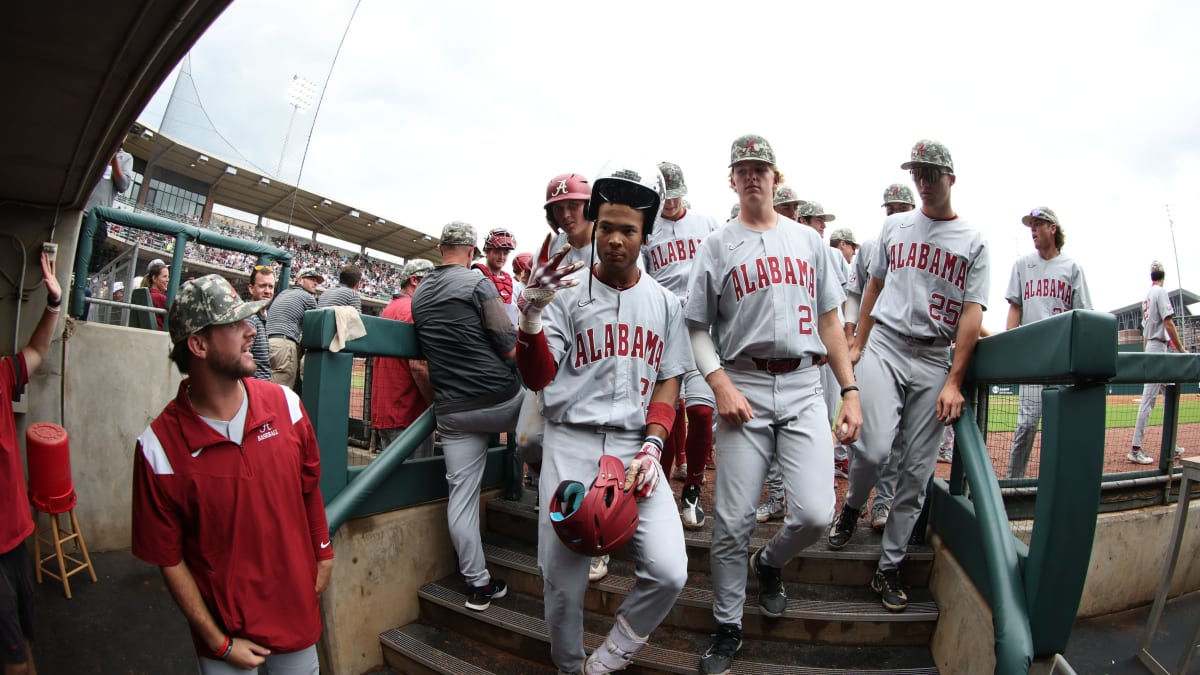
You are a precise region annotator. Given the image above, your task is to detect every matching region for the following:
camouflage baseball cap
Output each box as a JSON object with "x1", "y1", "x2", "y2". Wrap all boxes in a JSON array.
[
  {"x1": 797, "y1": 201, "x2": 836, "y2": 222},
  {"x1": 1021, "y1": 206, "x2": 1059, "y2": 228},
  {"x1": 1151, "y1": 260, "x2": 1165, "y2": 274},
  {"x1": 900, "y1": 139, "x2": 954, "y2": 173},
  {"x1": 729, "y1": 134, "x2": 775, "y2": 167},
  {"x1": 168, "y1": 274, "x2": 267, "y2": 344},
  {"x1": 659, "y1": 162, "x2": 688, "y2": 199},
  {"x1": 881, "y1": 183, "x2": 916, "y2": 206},
  {"x1": 773, "y1": 185, "x2": 805, "y2": 206},
  {"x1": 403, "y1": 258, "x2": 434, "y2": 279},
  {"x1": 297, "y1": 268, "x2": 324, "y2": 282},
  {"x1": 829, "y1": 228, "x2": 858, "y2": 246},
  {"x1": 440, "y1": 221, "x2": 478, "y2": 247},
  {"x1": 730, "y1": 204, "x2": 740, "y2": 219}
]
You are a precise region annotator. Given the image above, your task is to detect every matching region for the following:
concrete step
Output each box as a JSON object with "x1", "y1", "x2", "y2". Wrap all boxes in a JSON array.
[
  {"x1": 380, "y1": 623, "x2": 556, "y2": 674},
  {"x1": 410, "y1": 577, "x2": 938, "y2": 674},
  {"x1": 486, "y1": 494, "x2": 934, "y2": 587},
  {"x1": 481, "y1": 537, "x2": 936, "y2": 646}
]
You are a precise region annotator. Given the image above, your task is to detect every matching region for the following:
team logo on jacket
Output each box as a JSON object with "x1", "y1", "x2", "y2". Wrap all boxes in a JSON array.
[{"x1": 256, "y1": 422, "x2": 279, "y2": 442}]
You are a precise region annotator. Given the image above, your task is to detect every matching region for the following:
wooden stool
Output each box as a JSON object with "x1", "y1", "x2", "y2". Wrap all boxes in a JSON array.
[
  {"x1": 32, "y1": 505, "x2": 97, "y2": 599},
  {"x1": 1137, "y1": 456, "x2": 1200, "y2": 674}
]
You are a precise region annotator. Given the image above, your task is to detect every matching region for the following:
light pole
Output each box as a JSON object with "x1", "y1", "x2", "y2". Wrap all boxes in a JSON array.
[{"x1": 277, "y1": 74, "x2": 316, "y2": 177}]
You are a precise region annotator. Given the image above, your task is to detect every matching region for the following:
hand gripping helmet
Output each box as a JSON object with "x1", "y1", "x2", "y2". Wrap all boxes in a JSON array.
[
  {"x1": 549, "y1": 455, "x2": 639, "y2": 556},
  {"x1": 484, "y1": 227, "x2": 517, "y2": 251},
  {"x1": 585, "y1": 161, "x2": 666, "y2": 240},
  {"x1": 544, "y1": 173, "x2": 592, "y2": 231}
]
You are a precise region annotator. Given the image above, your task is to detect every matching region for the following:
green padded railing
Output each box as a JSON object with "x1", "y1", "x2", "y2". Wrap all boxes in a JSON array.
[
  {"x1": 299, "y1": 309, "x2": 518, "y2": 532},
  {"x1": 935, "y1": 310, "x2": 1117, "y2": 673},
  {"x1": 70, "y1": 206, "x2": 293, "y2": 323}
]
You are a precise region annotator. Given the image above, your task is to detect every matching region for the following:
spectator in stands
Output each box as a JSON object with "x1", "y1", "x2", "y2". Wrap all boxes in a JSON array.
[
  {"x1": 315, "y1": 265, "x2": 363, "y2": 312},
  {"x1": 266, "y1": 269, "x2": 323, "y2": 389},
  {"x1": 412, "y1": 222, "x2": 524, "y2": 612},
  {"x1": 141, "y1": 261, "x2": 170, "y2": 330},
  {"x1": 372, "y1": 259, "x2": 435, "y2": 457},
  {"x1": 2, "y1": 251, "x2": 60, "y2": 675},
  {"x1": 132, "y1": 275, "x2": 333, "y2": 673},
  {"x1": 246, "y1": 265, "x2": 276, "y2": 381},
  {"x1": 112, "y1": 281, "x2": 125, "y2": 303}
]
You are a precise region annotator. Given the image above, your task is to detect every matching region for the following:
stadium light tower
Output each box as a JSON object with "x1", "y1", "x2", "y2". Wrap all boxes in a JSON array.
[{"x1": 277, "y1": 74, "x2": 317, "y2": 176}]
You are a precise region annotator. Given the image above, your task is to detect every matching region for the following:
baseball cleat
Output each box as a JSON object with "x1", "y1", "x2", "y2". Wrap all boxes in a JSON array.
[
  {"x1": 680, "y1": 483, "x2": 707, "y2": 530},
  {"x1": 871, "y1": 568, "x2": 908, "y2": 612},
  {"x1": 699, "y1": 623, "x2": 742, "y2": 675},
  {"x1": 588, "y1": 555, "x2": 610, "y2": 582},
  {"x1": 755, "y1": 495, "x2": 785, "y2": 523},
  {"x1": 828, "y1": 503, "x2": 859, "y2": 549},
  {"x1": 1127, "y1": 449, "x2": 1155, "y2": 465},
  {"x1": 870, "y1": 503, "x2": 890, "y2": 531},
  {"x1": 464, "y1": 578, "x2": 507, "y2": 611}
]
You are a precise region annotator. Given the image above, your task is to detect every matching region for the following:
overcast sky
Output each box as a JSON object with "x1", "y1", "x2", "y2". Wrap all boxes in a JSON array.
[{"x1": 138, "y1": 0, "x2": 1200, "y2": 331}]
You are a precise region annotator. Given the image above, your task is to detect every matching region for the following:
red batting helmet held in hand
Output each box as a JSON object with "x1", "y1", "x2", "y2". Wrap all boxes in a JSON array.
[
  {"x1": 484, "y1": 227, "x2": 517, "y2": 251},
  {"x1": 549, "y1": 455, "x2": 639, "y2": 556},
  {"x1": 544, "y1": 173, "x2": 592, "y2": 232}
]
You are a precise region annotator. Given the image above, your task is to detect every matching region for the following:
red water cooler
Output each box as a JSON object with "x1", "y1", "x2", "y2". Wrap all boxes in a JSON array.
[{"x1": 25, "y1": 422, "x2": 96, "y2": 598}]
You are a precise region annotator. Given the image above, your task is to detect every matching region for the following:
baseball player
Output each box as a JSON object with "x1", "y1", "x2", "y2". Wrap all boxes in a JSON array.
[
  {"x1": 643, "y1": 161, "x2": 719, "y2": 529},
  {"x1": 831, "y1": 140, "x2": 989, "y2": 614},
  {"x1": 1130, "y1": 261, "x2": 1185, "y2": 464},
  {"x1": 474, "y1": 228, "x2": 519, "y2": 326},
  {"x1": 849, "y1": 184, "x2": 916, "y2": 532},
  {"x1": 516, "y1": 162, "x2": 690, "y2": 674},
  {"x1": 797, "y1": 201, "x2": 852, "y2": 481},
  {"x1": 689, "y1": 135, "x2": 861, "y2": 675},
  {"x1": 753, "y1": 184, "x2": 812, "y2": 524},
  {"x1": 1005, "y1": 207, "x2": 1092, "y2": 478}
]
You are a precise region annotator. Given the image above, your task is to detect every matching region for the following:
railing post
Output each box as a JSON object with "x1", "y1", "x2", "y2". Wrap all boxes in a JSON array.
[
  {"x1": 1159, "y1": 383, "x2": 1181, "y2": 474},
  {"x1": 303, "y1": 348, "x2": 354, "y2": 503},
  {"x1": 1022, "y1": 384, "x2": 1107, "y2": 655}
]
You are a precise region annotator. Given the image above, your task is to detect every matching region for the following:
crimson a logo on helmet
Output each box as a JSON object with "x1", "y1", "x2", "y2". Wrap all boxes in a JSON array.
[{"x1": 551, "y1": 180, "x2": 568, "y2": 197}]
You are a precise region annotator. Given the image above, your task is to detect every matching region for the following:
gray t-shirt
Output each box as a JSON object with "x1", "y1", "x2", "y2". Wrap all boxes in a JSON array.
[
  {"x1": 1005, "y1": 252, "x2": 1092, "y2": 325},
  {"x1": 316, "y1": 285, "x2": 362, "y2": 312},
  {"x1": 412, "y1": 264, "x2": 520, "y2": 413}
]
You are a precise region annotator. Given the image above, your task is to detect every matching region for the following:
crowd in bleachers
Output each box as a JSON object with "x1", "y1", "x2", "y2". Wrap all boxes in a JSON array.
[{"x1": 105, "y1": 213, "x2": 411, "y2": 300}]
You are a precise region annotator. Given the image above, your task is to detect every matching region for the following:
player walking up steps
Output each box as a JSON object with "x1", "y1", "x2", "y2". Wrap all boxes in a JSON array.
[
  {"x1": 689, "y1": 135, "x2": 861, "y2": 675},
  {"x1": 831, "y1": 140, "x2": 990, "y2": 614},
  {"x1": 517, "y1": 162, "x2": 691, "y2": 674},
  {"x1": 643, "y1": 161, "x2": 718, "y2": 530}
]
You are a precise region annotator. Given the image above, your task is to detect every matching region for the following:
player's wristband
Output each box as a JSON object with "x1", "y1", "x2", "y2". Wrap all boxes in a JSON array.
[
  {"x1": 46, "y1": 295, "x2": 61, "y2": 308},
  {"x1": 645, "y1": 401, "x2": 676, "y2": 435},
  {"x1": 217, "y1": 635, "x2": 233, "y2": 660},
  {"x1": 641, "y1": 435, "x2": 664, "y2": 460},
  {"x1": 840, "y1": 385, "x2": 859, "y2": 397}
]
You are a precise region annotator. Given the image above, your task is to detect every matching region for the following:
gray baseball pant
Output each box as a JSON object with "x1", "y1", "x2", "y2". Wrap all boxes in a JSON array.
[
  {"x1": 440, "y1": 391, "x2": 525, "y2": 587},
  {"x1": 537, "y1": 423, "x2": 686, "y2": 673},
  {"x1": 710, "y1": 364, "x2": 835, "y2": 627},
  {"x1": 199, "y1": 644, "x2": 318, "y2": 674},
  {"x1": 1007, "y1": 384, "x2": 1044, "y2": 478},
  {"x1": 846, "y1": 325, "x2": 950, "y2": 572},
  {"x1": 1132, "y1": 339, "x2": 1170, "y2": 449}
]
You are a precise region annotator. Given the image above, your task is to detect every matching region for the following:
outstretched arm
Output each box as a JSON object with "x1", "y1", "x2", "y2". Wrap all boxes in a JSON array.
[{"x1": 21, "y1": 252, "x2": 62, "y2": 375}]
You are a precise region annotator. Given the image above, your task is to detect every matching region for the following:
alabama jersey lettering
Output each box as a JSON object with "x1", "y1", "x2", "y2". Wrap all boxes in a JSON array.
[
  {"x1": 686, "y1": 219, "x2": 844, "y2": 361},
  {"x1": 540, "y1": 273, "x2": 692, "y2": 429},
  {"x1": 868, "y1": 210, "x2": 990, "y2": 340},
  {"x1": 643, "y1": 210, "x2": 720, "y2": 302},
  {"x1": 1005, "y1": 253, "x2": 1092, "y2": 322}
]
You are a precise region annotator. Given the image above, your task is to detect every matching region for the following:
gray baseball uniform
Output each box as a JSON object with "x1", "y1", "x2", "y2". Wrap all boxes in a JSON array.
[
  {"x1": 1132, "y1": 284, "x2": 1176, "y2": 448},
  {"x1": 847, "y1": 209, "x2": 989, "y2": 572},
  {"x1": 686, "y1": 217, "x2": 845, "y2": 627},
  {"x1": 1004, "y1": 252, "x2": 1092, "y2": 477},
  {"x1": 535, "y1": 274, "x2": 692, "y2": 673}
]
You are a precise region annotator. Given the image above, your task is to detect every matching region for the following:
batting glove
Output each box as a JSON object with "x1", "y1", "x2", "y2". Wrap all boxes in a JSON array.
[
  {"x1": 518, "y1": 235, "x2": 586, "y2": 333},
  {"x1": 624, "y1": 436, "x2": 664, "y2": 499}
]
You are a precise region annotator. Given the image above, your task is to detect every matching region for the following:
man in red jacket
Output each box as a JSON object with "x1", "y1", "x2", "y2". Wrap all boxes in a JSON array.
[{"x1": 132, "y1": 274, "x2": 334, "y2": 673}]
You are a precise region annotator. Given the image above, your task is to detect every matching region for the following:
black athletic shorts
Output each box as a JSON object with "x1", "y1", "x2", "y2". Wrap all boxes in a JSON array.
[{"x1": 0, "y1": 544, "x2": 34, "y2": 664}]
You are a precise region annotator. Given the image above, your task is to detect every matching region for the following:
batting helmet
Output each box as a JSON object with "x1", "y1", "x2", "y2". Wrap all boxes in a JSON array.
[
  {"x1": 484, "y1": 227, "x2": 517, "y2": 251},
  {"x1": 544, "y1": 173, "x2": 592, "y2": 231},
  {"x1": 549, "y1": 455, "x2": 639, "y2": 556},
  {"x1": 586, "y1": 161, "x2": 665, "y2": 239},
  {"x1": 512, "y1": 252, "x2": 533, "y2": 275}
]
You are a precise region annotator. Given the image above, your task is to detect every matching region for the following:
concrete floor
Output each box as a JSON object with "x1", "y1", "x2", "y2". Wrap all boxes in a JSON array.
[{"x1": 25, "y1": 548, "x2": 1200, "y2": 674}]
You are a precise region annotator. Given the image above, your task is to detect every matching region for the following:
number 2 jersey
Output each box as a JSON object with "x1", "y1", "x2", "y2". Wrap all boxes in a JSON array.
[
  {"x1": 686, "y1": 218, "x2": 845, "y2": 362},
  {"x1": 1004, "y1": 252, "x2": 1091, "y2": 325},
  {"x1": 868, "y1": 209, "x2": 990, "y2": 341},
  {"x1": 539, "y1": 272, "x2": 693, "y2": 430}
]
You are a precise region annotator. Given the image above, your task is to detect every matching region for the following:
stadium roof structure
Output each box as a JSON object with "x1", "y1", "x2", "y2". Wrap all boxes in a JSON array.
[
  {"x1": 123, "y1": 124, "x2": 442, "y2": 262},
  {"x1": 1109, "y1": 288, "x2": 1199, "y2": 318}
]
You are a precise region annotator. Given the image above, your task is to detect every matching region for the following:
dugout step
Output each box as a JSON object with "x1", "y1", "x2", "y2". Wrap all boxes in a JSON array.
[
  {"x1": 380, "y1": 622, "x2": 556, "y2": 674},
  {"x1": 486, "y1": 495, "x2": 933, "y2": 586},
  {"x1": 481, "y1": 540, "x2": 936, "y2": 646},
  {"x1": 411, "y1": 577, "x2": 937, "y2": 673}
]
